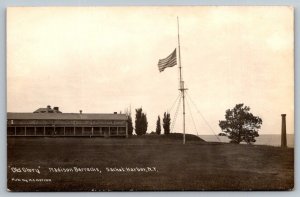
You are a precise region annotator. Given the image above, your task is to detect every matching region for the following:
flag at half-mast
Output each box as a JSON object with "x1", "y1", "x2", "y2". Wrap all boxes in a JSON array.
[{"x1": 158, "y1": 48, "x2": 177, "y2": 72}]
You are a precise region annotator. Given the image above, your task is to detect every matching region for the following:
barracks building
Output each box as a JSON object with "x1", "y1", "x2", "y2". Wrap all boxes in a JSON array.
[{"x1": 7, "y1": 105, "x2": 128, "y2": 137}]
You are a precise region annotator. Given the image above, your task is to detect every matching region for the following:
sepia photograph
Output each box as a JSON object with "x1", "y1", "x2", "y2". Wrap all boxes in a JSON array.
[{"x1": 6, "y1": 6, "x2": 294, "y2": 191}]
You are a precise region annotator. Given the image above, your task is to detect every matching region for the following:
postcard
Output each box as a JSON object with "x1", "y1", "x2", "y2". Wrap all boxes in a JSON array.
[{"x1": 7, "y1": 6, "x2": 294, "y2": 191}]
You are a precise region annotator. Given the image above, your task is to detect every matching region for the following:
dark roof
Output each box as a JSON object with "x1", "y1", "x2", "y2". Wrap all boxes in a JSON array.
[
  {"x1": 34, "y1": 108, "x2": 60, "y2": 113},
  {"x1": 7, "y1": 113, "x2": 127, "y2": 120}
]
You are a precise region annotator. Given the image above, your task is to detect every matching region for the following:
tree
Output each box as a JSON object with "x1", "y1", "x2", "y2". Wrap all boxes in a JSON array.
[
  {"x1": 163, "y1": 112, "x2": 171, "y2": 135},
  {"x1": 127, "y1": 114, "x2": 133, "y2": 136},
  {"x1": 219, "y1": 103, "x2": 262, "y2": 144},
  {"x1": 135, "y1": 107, "x2": 148, "y2": 135},
  {"x1": 156, "y1": 116, "x2": 161, "y2": 135}
]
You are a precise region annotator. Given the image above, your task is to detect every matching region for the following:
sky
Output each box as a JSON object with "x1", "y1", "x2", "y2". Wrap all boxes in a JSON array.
[{"x1": 7, "y1": 6, "x2": 294, "y2": 135}]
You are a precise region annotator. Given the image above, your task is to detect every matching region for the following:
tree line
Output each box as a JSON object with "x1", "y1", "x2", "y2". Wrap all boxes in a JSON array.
[
  {"x1": 127, "y1": 107, "x2": 171, "y2": 136},
  {"x1": 126, "y1": 103, "x2": 263, "y2": 145}
]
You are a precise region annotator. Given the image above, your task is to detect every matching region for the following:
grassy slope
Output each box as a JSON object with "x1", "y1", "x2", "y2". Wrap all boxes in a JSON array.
[{"x1": 7, "y1": 134, "x2": 294, "y2": 191}]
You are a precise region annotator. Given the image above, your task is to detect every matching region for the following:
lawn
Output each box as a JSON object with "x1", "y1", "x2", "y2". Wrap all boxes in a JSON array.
[{"x1": 7, "y1": 134, "x2": 294, "y2": 191}]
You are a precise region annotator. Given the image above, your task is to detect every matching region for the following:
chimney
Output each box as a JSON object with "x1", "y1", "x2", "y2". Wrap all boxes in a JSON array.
[
  {"x1": 114, "y1": 112, "x2": 117, "y2": 114},
  {"x1": 53, "y1": 107, "x2": 59, "y2": 111},
  {"x1": 47, "y1": 105, "x2": 51, "y2": 109},
  {"x1": 80, "y1": 110, "x2": 82, "y2": 114},
  {"x1": 281, "y1": 114, "x2": 287, "y2": 148}
]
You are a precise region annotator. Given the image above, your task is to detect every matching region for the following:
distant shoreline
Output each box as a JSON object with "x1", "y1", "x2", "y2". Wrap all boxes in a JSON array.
[{"x1": 199, "y1": 134, "x2": 294, "y2": 147}]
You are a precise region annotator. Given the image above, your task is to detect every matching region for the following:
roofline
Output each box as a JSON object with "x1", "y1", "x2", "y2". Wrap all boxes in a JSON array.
[{"x1": 7, "y1": 112, "x2": 128, "y2": 120}]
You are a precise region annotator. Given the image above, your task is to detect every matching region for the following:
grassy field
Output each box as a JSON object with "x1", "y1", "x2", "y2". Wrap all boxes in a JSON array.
[{"x1": 7, "y1": 134, "x2": 294, "y2": 191}]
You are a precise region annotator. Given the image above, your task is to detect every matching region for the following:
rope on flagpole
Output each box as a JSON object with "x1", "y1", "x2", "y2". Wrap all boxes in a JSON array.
[
  {"x1": 170, "y1": 94, "x2": 182, "y2": 133},
  {"x1": 186, "y1": 92, "x2": 221, "y2": 142},
  {"x1": 186, "y1": 97, "x2": 198, "y2": 135},
  {"x1": 168, "y1": 93, "x2": 181, "y2": 114}
]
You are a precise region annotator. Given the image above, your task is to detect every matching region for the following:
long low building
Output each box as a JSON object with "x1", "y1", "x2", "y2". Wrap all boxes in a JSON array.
[{"x1": 7, "y1": 109, "x2": 128, "y2": 137}]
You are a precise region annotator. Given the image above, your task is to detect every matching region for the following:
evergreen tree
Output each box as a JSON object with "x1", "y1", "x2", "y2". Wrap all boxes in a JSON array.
[
  {"x1": 127, "y1": 115, "x2": 133, "y2": 136},
  {"x1": 156, "y1": 116, "x2": 161, "y2": 135},
  {"x1": 135, "y1": 107, "x2": 148, "y2": 135},
  {"x1": 163, "y1": 112, "x2": 171, "y2": 134},
  {"x1": 219, "y1": 103, "x2": 262, "y2": 144}
]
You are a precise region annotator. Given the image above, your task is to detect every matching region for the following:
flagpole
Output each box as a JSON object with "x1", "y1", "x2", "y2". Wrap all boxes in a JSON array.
[
  {"x1": 177, "y1": 16, "x2": 187, "y2": 145},
  {"x1": 177, "y1": 17, "x2": 182, "y2": 85}
]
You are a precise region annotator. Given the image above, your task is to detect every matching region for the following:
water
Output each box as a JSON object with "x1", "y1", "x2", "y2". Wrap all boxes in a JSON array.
[{"x1": 199, "y1": 134, "x2": 294, "y2": 147}]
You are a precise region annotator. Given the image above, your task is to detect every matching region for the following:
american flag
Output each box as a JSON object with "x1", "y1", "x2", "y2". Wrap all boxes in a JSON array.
[{"x1": 158, "y1": 48, "x2": 177, "y2": 72}]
